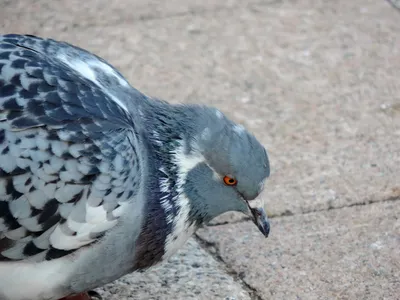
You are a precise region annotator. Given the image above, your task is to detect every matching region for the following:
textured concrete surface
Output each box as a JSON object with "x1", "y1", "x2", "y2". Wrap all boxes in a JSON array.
[
  {"x1": 1, "y1": 0, "x2": 399, "y2": 299},
  {"x1": 96, "y1": 239, "x2": 251, "y2": 300},
  {"x1": 197, "y1": 201, "x2": 400, "y2": 299}
]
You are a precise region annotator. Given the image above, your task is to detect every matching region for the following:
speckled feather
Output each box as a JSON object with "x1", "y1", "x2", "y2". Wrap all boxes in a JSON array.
[{"x1": 0, "y1": 34, "x2": 141, "y2": 262}]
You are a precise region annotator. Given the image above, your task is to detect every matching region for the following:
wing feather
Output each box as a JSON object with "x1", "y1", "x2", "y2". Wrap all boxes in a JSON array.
[{"x1": 0, "y1": 34, "x2": 141, "y2": 262}]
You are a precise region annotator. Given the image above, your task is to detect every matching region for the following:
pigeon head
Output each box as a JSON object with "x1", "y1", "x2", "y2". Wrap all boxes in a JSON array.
[{"x1": 173, "y1": 106, "x2": 271, "y2": 237}]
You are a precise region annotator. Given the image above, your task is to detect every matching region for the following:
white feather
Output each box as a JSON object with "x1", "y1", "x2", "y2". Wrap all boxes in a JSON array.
[
  {"x1": 113, "y1": 154, "x2": 124, "y2": 172},
  {"x1": 1, "y1": 238, "x2": 30, "y2": 259},
  {"x1": 64, "y1": 159, "x2": 79, "y2": 172},
  {"x1": 69, "y1": 144, "x2": 85, "y2": 158},
  {"x1": 42, "y1": 183, "x2": 57, "y2": 198},
  {"x1": 36, "y1": 168, "x2": 58, "y2": 182},
  {"x1": 19, "y1": 73, "x2": 41, "y2": 91},
  {"x1": 98, "y1": 174, "x2": 111, "y2": 185},
  {"x1": 0, "y1": 61, "x2": 22, "y2": 82},
  {"x1": 0, "y1": 154, "x2": 17, "y2": 173},
  {"x1": 58, "y1": 203, "x2": 74, "y2": 219},
  {"x1": 93, "y1": 179, "x2": 109, "y2": 191},
  {"x1": 54, "y1": 184, "x2": 84, "y2": 203},
  {"x1": 18, "y1": 216, "x2": 42, "y2": 232},
  {"x1": 4, "y1": 227, "x2": 27, "y2": 240},
  {"x1": 32, "y1": 226, "x2": 55, "y2": 249},
  {"x1": 162, "y1": 142, "x2": 204, "y2": 259},
  {"x1": 50, "y1": 140, "x2": 68, "y2": 157},
  {"x1": 8, "y1": 196, "x2": 31, "y2": 219},
  {"x1": 50, "y1": 224, "x2": 90, "y2": 250},
  {"x1": 59, "y1": 169, "x2": 81, "y2": 182},
  {"x1": 90, "y1": 219, "x2": 118, "y2": 234},
  {"x1": 19, "y1": 138, "x2": 36, "y2": 149},
  {"x1": 85, "y1": 203, "x2": 107, "y2": 223},
  {"x1": 60, "y1": 58, "x2": 98, "y2": 85},
  {"x1": 12, "y1": 173, "x2": 31, "y2": 193},
  {"x1": 16, "y1": 158, "x2": 31, "y2": 169},
  {"x1": 27, "y1": 189, "x2": 48, "y2": 209},
  {"x1": 112, "y1": 202, "x2": 127, "y2": 218},
  {"x1": 35, "y1": 136, "x2": 50, "y2": 151},
  {"x1": 87, "y1": 60, "x2": 129, "y2": 87},
  {"x1": 8, "y1": 143, "x2": 22, "y2": 158},
  {"x1": 98, "y1": 161, "x2": 111, "y2": 173},
  {"x1": 49, "y1": 156, "x2": 64, "y2": 173},
  {"x1": 77, "y1": 162, "x2": 92, "y2": 175},
  {"x1": 29, "y1": 149, "x2": 49, "y2": 162},
  {"x1": 58, "y1": 55, "x2": 129, "y2": 112}
]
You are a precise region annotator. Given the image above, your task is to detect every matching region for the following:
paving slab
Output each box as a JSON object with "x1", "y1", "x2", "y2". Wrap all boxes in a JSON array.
[
  {"x1": 197, "y1": 201, "x2": 400, "y2": 300},
  {"x1": 1, "y1": 0, "x2": 399, "y2": 220},
  {"x1": 0, "y1": 0, "x2": 277, "y2": 31},
  {"x1": 95, "y1": 238, "x2": 251, "y2": 300}
]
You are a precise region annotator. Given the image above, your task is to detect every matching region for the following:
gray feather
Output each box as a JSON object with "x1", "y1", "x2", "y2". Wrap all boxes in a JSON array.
[{"x1": 0, "y1": 34, "x2": 142, "y2": 261}]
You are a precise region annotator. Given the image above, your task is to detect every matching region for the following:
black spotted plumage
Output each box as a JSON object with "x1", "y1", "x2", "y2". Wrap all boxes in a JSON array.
[{"x1": 0, "y1": 34, "x2": 141, "y2": 262}]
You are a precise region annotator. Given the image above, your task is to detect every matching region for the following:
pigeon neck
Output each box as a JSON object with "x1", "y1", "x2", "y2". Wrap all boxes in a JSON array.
[
  {"x1": 141, "y1": 102, "x2": 226, "y2": 225},
  {"x1": 132, "y1": 103, "x2": 204, "y2": 269}
]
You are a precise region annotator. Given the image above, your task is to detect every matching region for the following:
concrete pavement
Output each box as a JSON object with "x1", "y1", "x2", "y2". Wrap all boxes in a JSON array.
[{"x1": 1, "y1": 0, "x2": 399, "y2": 299}]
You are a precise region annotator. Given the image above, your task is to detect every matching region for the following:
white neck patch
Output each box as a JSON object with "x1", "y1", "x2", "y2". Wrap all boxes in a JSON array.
[{"x1": 161, "y1": 142, "x2": 205, "y2": 259}]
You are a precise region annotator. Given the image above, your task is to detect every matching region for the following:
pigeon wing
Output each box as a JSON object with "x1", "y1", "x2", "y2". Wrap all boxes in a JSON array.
[{"x1": 0, "y1": 34, "x2": 142, "y2": 262}]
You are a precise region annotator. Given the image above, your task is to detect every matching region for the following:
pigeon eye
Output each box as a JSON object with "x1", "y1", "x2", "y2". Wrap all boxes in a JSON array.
[{"x1": 223, "y1": 176, "x2": 237, "y2": 186}]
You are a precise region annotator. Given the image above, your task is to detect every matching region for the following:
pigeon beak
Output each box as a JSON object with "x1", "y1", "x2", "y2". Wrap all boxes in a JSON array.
[{"x1": 246, "y1": 198, "x2": 270, "y2": 238}]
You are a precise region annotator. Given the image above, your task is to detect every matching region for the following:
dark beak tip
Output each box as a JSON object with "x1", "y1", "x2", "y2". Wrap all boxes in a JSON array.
[
  {"x1": 255, "y1": 217, "x2": 270, "y2": 238},
  {"x1": 248, "y1": 206, "x2": 270, "y2": 238},
  {"x1": 261, "y1": 223, "x2": 270, "y2": 238}
]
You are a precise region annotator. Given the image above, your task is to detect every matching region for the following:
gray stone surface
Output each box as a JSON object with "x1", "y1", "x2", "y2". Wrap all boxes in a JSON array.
[
  {"x1": 197, "y1": 201, "x2": 400, "y2": 300},
  {"x1": 95, "y1": 239, "x2": 251, "y2": 300},
  {"x1": 0, "y1": 0, "x2": 274, "y2": 30}
]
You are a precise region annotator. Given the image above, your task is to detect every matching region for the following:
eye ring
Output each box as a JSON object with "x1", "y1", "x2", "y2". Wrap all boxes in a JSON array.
[{"x1": 223, "y1": 176, "x2": 237, "y2": 186}]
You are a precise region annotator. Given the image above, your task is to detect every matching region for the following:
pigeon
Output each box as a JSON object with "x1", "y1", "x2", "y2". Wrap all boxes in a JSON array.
[{"x1": 0, "y1": 34, "x2": 270, "y2": 300}]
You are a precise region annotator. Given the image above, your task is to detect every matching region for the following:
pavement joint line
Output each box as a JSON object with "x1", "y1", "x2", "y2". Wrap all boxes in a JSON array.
[
  {"x1": 194, "y1": 235, "x2": 264, "y2": 300},
  {"x1": 53, "y1": 0, "x2": 283, "y2": 30},
  {"x1": 207, "y1": 196, "x2": 400, "y2": 227},
  {"x1": 62, "y1": 7, "x2": 229, "y2": 29}
]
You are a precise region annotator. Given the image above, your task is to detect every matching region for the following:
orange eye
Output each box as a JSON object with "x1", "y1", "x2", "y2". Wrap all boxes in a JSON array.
[{"x1": 223, "y1": 176, "x2": 237, "y2": 186}]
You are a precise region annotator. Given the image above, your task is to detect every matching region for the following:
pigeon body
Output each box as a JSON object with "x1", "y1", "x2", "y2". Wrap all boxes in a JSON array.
[{"x1": 0, "y1": 34, "x2": 270, "y2": 300}]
